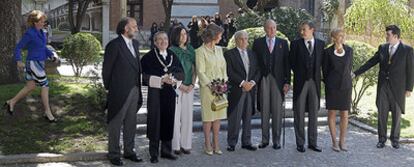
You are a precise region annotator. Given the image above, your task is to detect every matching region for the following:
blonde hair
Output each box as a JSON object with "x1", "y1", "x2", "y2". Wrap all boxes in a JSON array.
[
  {"x1": 27, "y1": 10, "x2": 47, "y2": 27},
  {"x1": 330, "y1": 28, "x2": 344, "y2": 38}
]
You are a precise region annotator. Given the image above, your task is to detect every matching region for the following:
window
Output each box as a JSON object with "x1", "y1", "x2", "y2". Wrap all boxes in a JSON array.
[
  {"x1": 308, "y1": 0, "x2": 315, "y2": 16},
  {"x1": 127, "y1": 0, "x2": 143, "y2": 26}
]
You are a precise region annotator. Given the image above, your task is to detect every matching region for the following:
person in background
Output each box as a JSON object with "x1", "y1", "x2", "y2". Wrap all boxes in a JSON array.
[
  {"x1": 150, "y1": 22, "x2": 159, "y2": 49},
  {"x1": 188, "y1": 15, "x2": 200, "y2": 49}
]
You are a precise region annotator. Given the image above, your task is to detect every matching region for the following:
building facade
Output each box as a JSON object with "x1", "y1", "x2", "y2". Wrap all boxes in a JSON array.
[{"x1": 22, "y1": 0, "x2": 328, "y2": 47}]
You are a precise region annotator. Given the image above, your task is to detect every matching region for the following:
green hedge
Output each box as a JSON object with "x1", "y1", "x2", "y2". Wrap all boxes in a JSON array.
[
  {"x1": 227, "y1": 27, "x2": 289, "y2": 50},
  {"x1": 235, "y1": 7, "x2": 313, "y2": 41}
]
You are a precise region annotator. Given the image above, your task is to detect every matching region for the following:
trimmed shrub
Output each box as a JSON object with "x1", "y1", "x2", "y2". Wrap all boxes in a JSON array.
[{"x1": 61, "y1": 32, "x2": 102, "y2": 77}]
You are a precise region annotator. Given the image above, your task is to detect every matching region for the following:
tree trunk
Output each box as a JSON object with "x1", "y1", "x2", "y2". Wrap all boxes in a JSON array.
[
  {"x1": 330, "y1": 0, "x2": 346, "y2": 30},
  {"x1": 0, "y1": 0, "x2": 21, "y2": 84},
  {"x1": 68, "y1": 0, "x2": 93, "y2": 34},
  {"x1": 162, "y1": 0, "x2": 173, "y2": 32},
  {"x1": 233, "y1": 0, "x2": 260, "y2": 17}
]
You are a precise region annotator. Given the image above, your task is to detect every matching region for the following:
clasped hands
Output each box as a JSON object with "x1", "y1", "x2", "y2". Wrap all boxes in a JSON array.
[
  {"x1": 241, "y1": 81, "x2": 255, "y2": 92},
  {"x1": 161, "y1": 73, "x2": 177, "y2": 85}
]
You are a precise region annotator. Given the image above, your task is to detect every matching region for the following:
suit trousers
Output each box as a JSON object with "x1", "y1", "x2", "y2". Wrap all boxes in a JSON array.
[
  {"x1": 108, "y1": 86, "x2": 139, "y2": 159},
  {"x1": 260, "y1": 75, "x2": 283, "y2": 145},
  {"x1": 293, "y1": 80, "x2": 319, "y2": 147},
  {"x1": 227, "y1": 92, "x2": 253, "y2": 147},
  {"x1": 378, "y1": 82, "x2": 402, "y2": 143}
]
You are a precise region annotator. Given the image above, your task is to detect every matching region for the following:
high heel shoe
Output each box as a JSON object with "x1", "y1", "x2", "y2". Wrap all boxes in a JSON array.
[
  {"x1": 44, "y1": 116, "x2": 58, "y2": 123},
  {"x1": 204, "y1": 145, "x2": 213, "y2": 156},
  {"x1": 3, "y1": 102, "x2": 13, "y2": 115},
  {"x1": 339, "y1": 144, "x2": 348, "y2": 152},
  {"x1": 213, "y1": 146, "x2": 223, "y2": 155},
  {"x1": 331, "y1": 145, "x2": 340, "y2": 152}
]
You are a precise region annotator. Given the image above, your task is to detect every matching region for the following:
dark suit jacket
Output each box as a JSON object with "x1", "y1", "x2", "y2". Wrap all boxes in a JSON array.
[
  {"x1": 224, "y1": 48, "x2": 260, "y2": 114},
  {"x1": 252, "y1": 36, "x2": 291, "y2": 97},
  {"x1": 289, "y1": 38, "x2": 325, "y2": 111},
  {"x1": 354, "y1": 42, "x2": 414, "y2": 114},
  {"x1": 322, "y1": 45, "x2": 353, "y2": 90},
  {"x1": 102, "y1": 36, "x2": 143, "y2": 123}
]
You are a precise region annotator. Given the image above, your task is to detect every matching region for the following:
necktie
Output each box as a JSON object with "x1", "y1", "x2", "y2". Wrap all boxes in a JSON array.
[
  {"x1": 307, "y1": 40, "x2": 313, "y2": 55},
  {"x1": 389, "y1": 45, "x2": 394, "y2": 64},
  {"x1": 128, "y1": 41, "x2": 136, "y2": 58},
  {"x1": 268, "y1": 38, "x2": 273, "y2": 53},
  {"x1": 241, "y1": 50, "x2": 249, "y2": 77}
]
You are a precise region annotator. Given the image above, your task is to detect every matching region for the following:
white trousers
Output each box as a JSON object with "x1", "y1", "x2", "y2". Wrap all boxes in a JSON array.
[{"x1": 172, "y1": 88, "x2": 194, "y2": 150}]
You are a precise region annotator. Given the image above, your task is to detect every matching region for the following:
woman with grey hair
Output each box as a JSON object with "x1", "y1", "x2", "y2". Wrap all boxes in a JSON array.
[{"x1": 195, "y1": 23, "x2": 227, "y2": 155}]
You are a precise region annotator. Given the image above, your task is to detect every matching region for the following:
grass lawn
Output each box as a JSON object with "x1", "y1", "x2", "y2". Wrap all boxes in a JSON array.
[
  {"x1": 353, "y1": 82, "x2": 414, "y2": 138},
  {"x1": 0, "y1": 75, "x2": 107, "y2": 155}
]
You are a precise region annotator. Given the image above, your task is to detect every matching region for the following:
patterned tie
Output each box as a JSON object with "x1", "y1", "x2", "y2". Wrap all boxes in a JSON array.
[{"x1": 268, "y1": 38, "x2": 273, "y2": 53}]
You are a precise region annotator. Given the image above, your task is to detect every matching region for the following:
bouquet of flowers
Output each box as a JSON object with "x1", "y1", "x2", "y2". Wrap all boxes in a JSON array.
[{"x1": 209, "y1": 78, "x2": 229, "y2": 111}]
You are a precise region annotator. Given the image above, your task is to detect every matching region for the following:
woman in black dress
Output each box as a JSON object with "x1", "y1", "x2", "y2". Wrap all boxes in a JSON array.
[{"x1": 322, "y1": 29, "x2": 353, "y2": 152}]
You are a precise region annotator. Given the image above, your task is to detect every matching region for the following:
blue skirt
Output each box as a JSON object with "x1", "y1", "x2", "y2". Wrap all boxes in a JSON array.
[{"x1": 25, "y1": 60, "x2": 49, "y2": 87}]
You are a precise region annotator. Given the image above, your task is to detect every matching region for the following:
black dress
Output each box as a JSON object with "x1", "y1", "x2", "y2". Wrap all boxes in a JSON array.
[{"x1": 322, "y1": 45, "x2": 353, "y2": 111}]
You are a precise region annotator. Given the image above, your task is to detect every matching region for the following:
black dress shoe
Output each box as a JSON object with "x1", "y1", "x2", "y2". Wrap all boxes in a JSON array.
[
  {"x1": 308, "y1": 145, "x2": 322, "y2": 152},
  {"x1": 150, "y1": 156, "x2": 158, "y2": 163},
  {"x1": 242, "y1": 145, "x2": 257, "y2": 151},
  {"x1": 174, "y1": 150, "x2": 182, "y2": 155},
  {"x1": 376, "y1": 142, "x2": 385, "y2": 148},
  {"x1": 258, "y1": 143, "x2": 269, "y2": 149},
  {"x1": 3, "y1": 102, "x2": 13, "y2": 115},
  {"x1": 296, "y1": 145, "x2": 305, "y2": 153},
  {"x1": 123, "y1": 155, "x2": 143, "y2": 162},
  {"x1": 160, "y1": 153, "x2": 178, "y2": 160},
  {"x1": 227, "y1": 146, "x2": 235, "y2": 152},
  {"x1": 109, "y1": 158, "x2": 124, "y2": 166},
  {"x1": 180, "y1": 148, "x2": 191, "y2": 154},
  {"x1": 392, "y1": 142, "x2": 400, "y2": 149},
  {"x1": 272, "y1": 144, "x2": 281, "y2": 150}
]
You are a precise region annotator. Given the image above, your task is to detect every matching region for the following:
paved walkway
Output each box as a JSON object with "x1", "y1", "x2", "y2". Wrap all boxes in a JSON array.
[{"x1": 5, "y1": 125, "x2": 414, "y2": 167}]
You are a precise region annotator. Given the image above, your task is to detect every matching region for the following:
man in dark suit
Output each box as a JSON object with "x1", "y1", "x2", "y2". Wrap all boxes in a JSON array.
[
  {"x1": 224, "y1": 30, "x2": 260, "y2": 152},
  {"x1": 102, "y1": 17, "x2": 143, "y2": 166},
  {"x1": 290, "y1": 20, "x2": 325, "y2": 153},
  {"x1": 354, "y1": 25, "x2": 414, "y2": 149},
  {"x1": 252, "y1": 19, "x2": 290, "y2": 150}
]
